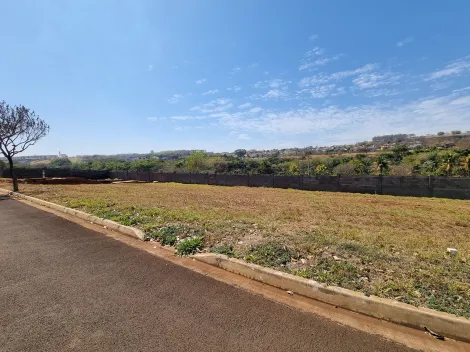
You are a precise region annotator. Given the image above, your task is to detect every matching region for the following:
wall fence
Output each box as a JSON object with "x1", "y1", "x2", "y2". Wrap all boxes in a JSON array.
[{"x1": 1, "y1": 167, "x2": 469, "y2": 200}]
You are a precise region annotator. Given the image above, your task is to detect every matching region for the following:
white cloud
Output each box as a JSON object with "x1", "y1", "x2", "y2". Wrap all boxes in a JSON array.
[
  {"x1": 238, "y1": 103, "x2": 253, "y2": 109},
  {"x1": 262, "y1": 89, "x2": 287, "y2": 99},
  {"x1": 352, "y1": 71, "x2": 402, "y2": 89},
  {"x1": 147, "y1": 64, "x2": 154, "y2": 71},
  {"x1": 309, "y1": 34, "x2": 318, "y2": 41},
  {"x1": 147, "y1": 117, "x2": 158, "y2": 120},
  {"x1": 163, "y1": 90, "x2": 470, "y2": 144},
  {"x1": 237, "y1": 133, "x2": 251, "y2": 140},
  {"x1": 299, "y1": 55, "x2": 342, "y2": 71},
  {"x1": 298, "y1": 84, "x2": 345, "y2": 99},
  {"x1": 219, "y1": 91, "x2": 470, "y2": 138},
  {"x1": 227, "y1": 86, "x2": 242, "y2": 92},
  {"x1": 304, "y1": 47, "x2": 325, "y2": 57},
  {"x1": 196, "y1": 78, "x2": 207, "y2": 84},
  {"x1": 426, "y1": 56, "x2": 470, "y2": 80},
  {"x1": 299, "y1": 63, "x2": 378, "y2": 87},
  {"x1": 171, "y1": 65, "x2": 179, "y2": 69},
  {"x1": 254, "y1": 79, "x2": 291, "y2": 89},
  {"x1": 231, "y1": 67, "x2": 241, "y2": 74},
  {"x1": 396, "y1": 37, "x2": 413, "y2": 47},
  {"x1": 168, "y1": 94, "x2": 184, "y2": 104},
  {"x1": 190, "y1": 98, "x2": 233, "y2": 113},
  {"x1": 202, "y1": 89, "x2": 219, "y2": 95},
  {"x1": 249, "y1": 107, "x2": 263, "y2": 113}
]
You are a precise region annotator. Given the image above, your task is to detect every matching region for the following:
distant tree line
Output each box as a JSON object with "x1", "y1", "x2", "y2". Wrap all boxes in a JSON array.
[{"x1": 15, "y1": 146, "x2": 470, "y2": 177}]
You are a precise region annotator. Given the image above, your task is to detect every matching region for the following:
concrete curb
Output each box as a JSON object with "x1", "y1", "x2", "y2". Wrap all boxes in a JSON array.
[
  {"x1": 192, "y1": 253, "x2": 470, "y2": 343},
  {"x1": 0, "y1": 188, "x2": 145, "y2": 241}
]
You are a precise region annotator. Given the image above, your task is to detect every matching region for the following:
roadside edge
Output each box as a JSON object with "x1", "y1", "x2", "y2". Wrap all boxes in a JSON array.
[
  {"x1": 0, "y1": 188, "x2": 145, "y2": 241},
  {"x1": 192, "y1": 253, "x2": 470, "y2": 343}
]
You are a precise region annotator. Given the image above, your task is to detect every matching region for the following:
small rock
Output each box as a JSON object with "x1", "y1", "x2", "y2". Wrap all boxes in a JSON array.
[
  {"x1": 103, "y1": 226, "x2": 107, "y2": 229},
  {"x1": 447, "y1": 248, "x2": 458, "y2": 257},
  {"x1": 300, "y1": 258, "x2": 307, "y2": 264},
  {"x1": 287, "y1": 291, "x2": 294, "y2": 295},
  {"x1": 333, "y1": 256, "x2": 341, "y2": 261},
  {"x1": 395, "y1": 296, "x2": 404, "y2": 301},
  {"x1": 460, "y1": 258, "x2": 467, "y2": 263},
  {"x1": 153, "y1": 246, "x2": 157, "y2": 249},
  {"x1": 359, "y1": 276, "x2": 369, "y2": 282},
  {"x1": 237, "y1": 241, "x2": 243, "y2": 244},
  {"x1": 413, "y1": 252, "x2": 418, "y2": 256}
]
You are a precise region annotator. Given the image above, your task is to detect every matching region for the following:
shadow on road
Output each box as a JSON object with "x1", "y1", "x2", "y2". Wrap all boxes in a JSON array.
[{"x1": 0, "y1": 194, "x2": 11, "y2": 201}]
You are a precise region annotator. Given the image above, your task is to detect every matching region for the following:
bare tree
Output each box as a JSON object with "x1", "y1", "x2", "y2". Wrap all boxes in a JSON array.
[{"x1": 0, "y1": 101, "x2": 49, "y2": 192}]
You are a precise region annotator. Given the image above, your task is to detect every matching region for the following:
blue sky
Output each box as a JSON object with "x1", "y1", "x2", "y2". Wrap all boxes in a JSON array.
[{"x1": 1, "y1": 0, "x2": 470, "y2": 155}]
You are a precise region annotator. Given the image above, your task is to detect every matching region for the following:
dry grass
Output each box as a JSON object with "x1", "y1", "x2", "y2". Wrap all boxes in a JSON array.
[{"x1": 2, "y1": 180, "x2": 469, "y2": 318}]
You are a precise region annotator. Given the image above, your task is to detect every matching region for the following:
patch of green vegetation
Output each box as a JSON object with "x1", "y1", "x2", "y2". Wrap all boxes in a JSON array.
[
  {"x1": 245, "y1": 242, "x2": 293, "y2": 267},
  {"x1": 146, "y1": 225, "x2": 180, "y2": 245},
  {"x1": 211, "y1": 244, "x2": 234, "y2": 257},
  {"x1": 299, "y1": 258, "x2": 362, "y2": 290},
  {"x1": 145, "y1": 225, "x2": 203, "y2": 245},
  {"x1": 176, "y1": 236, "x2": 204, "y2": 256}
]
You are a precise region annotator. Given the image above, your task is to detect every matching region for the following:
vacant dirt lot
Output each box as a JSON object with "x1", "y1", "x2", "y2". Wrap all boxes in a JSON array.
[{"x1": 2, "y1": 180, "x2": 469, "y2": 318}]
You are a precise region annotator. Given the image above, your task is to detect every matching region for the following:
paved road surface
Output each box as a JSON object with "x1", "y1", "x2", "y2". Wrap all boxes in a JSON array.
[{"x1": 0, "y1": 197, "x2": 414, "y2": 352}]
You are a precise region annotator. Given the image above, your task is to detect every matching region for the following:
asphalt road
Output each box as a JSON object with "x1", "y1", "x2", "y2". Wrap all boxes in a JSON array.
[{"x1": 0, "y1": 197, "x2": 415, "y2": 352}]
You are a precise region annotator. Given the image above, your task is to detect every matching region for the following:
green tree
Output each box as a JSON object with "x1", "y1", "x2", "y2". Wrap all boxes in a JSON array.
[
  {"x1": 376, "y1": 155, "x2": 389, "y2": 175},
  {"x1": 460, "y1": 154, "x2": 470, "y2": 177},
  {"x1": 444, "y1": 152, "x2": 459, "y2": 176},
  {"x1": 186, "y1": 151, "x2": 208, "y2": 172},
  {"x1": 314, "y1": 163, "x2": 329, "y2": 175},
  {"x1": 391, "y1": 145, "x2": 410, "y2": 163},
  {"x1": 234, "y1": 149, "x2": 247, "y2": 158},
  {"x1": 49, "y1": 158, "x2": 72, "y2": 168},
  {"x1": 437, "y1": 131, "x2": 445, "y2": 136}
]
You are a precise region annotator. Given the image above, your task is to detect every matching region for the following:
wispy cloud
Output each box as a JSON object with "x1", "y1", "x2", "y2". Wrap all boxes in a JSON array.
[
  {"x1": 308, "y1": 34, "x2": 318, "y2": 41},
  {"x1": 237, "y1": 133, "x2": 251, "y2": 140},
  {"x1": 426, "y1": 56, "x2": 470, "y2": 80},
  {"x1": 227, "y1": 86, "x2": 242, "y2": 92},
  {"x1": 196, "y1": 78, "x2": 207, "y2": 84},
  {"x1": 167, "y1": 94, "x2": 184, "y2": 104},
  {"x1": 190, "y1": 98, "x2": 233, "y2": 113},
  {"x1": 298, "y1": 84, "x2": 345, "y2": 99},
  {"x1": 262, "y1": 89, "x2": 288, "y2": 99},
  {"x1": 163, "y1": 89, "x2": 470, "y2": 143},
  {"x1": 299, "y1": 63, "x2": 377, "y2": 87},
  {"x1": 202, "y1": 89, "x2": 219, "y2": 95},
  {"x1": 396, "y1": 36, "x2": 413, "y2": 47},
  {"x1": 238, "y1": 103, "x2": 252, "y2": 109},
  {"x1": 299, "y1": 55, "x2": 342, "y2": 71},
  {"x1": 254, "y1": 79, "x2": 291, "y2": 89},
  {"x1": 248, "y1": 62, "x2": 260, "y2": 69},
  {"x1": 230, "y1": 67, "x2": 241, "y2": 75},
  {"x1": 304, "y1": 47, "x2": 325, "y2": 57},
  {"x1": 147, "y1": 64, "x2": 154, "y2": 72},
  {"x1": 352, "y1": 71, "x2": 402, "y2": 89}
]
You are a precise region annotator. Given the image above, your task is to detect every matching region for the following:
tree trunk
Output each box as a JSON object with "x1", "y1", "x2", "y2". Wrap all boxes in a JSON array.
[{"x1": 6, "y1": 155, "x2": 18, "y2": 192}]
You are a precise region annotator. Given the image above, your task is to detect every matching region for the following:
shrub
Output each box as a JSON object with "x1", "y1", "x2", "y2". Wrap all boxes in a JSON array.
[
  {"x1": 211, "y1": 244, "x2": 234, "y2": 257},
  {"x1": 245, "y1": 242, "x2": 293, "y2": 267},
  {"x1": 333, "y1": 162, "x2": 356, "y2": 176},
  {"x1": 176, "y1": 236, "x2": 203, "y2": 256},
  {"x1": 146, "y1": 225, "x2": 180, "y2": 245}
]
